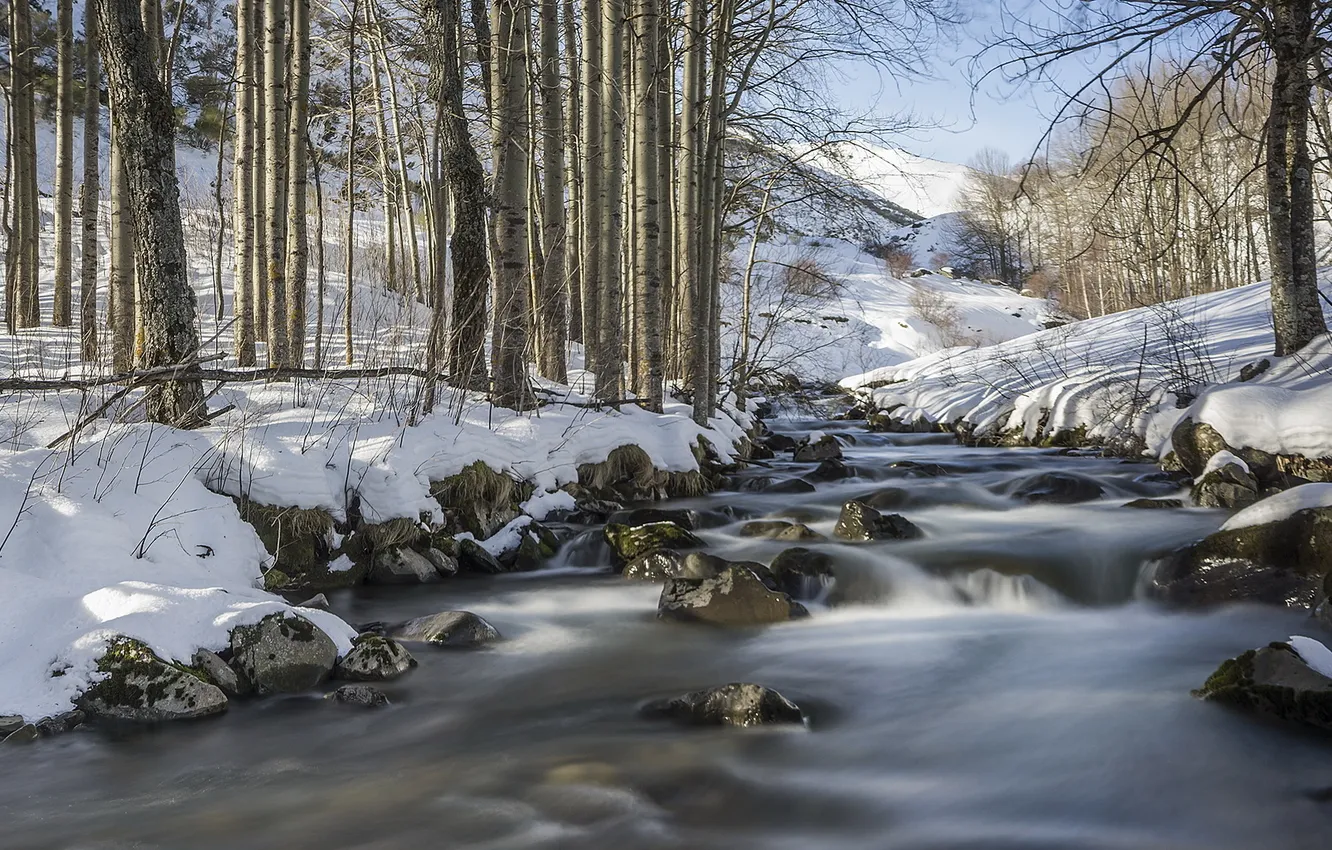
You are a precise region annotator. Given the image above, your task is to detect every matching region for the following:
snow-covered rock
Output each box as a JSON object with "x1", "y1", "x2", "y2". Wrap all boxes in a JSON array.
[{"x1": 79, "y1": 638, "x2": 229, "y2": 722}]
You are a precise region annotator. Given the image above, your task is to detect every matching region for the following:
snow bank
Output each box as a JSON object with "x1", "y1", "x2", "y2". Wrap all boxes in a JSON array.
[
  {"x1": 1221, "y1": 484, "x2": 1332, "y2": 531},
  {"x1": 1289, "y1": 636, "x2": 1332, "y2": 679},
  {"x1": 843, "y1": 273, "x2": 1332, "y2": 456}
]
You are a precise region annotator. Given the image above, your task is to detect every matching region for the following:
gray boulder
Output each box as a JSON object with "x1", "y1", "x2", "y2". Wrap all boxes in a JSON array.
[
  {"x1": 793, "y1": 435, "x2": 842, "y2": 462},
  {"x1": 1191, "y1": 463, "x2": 1260, "y2": 509},
  {"x1": 0, "y1": 715, "x2": 23, "y2": 737},
  {"x1": 641, "y1": 682, "x2": 804, "y2": 727},
  {"x1": 456, "y1": 538, "x2": 507, "y2": 574},
  {"x1": 392, "y1": 610, "x2": 502, "y2": 648},
  {"x1": 369, "y1": 547, "x2": 441, "y2": 584},
  {"x1": 3, "y1": 724, "x2": 39, "y2": 744},
  {"x1": 769, "y1": 547, "x2": 836, "y2": 599},
  {"x1": 422, "y1": 547, "x2": 460, "y2": 577},
  {"x1": 36, "y1": 710, "x2": 86, "y2": 737},
  {"x1": 336, "y1": 635, "x2": 417, "y2": 681},
  {"x1": 328, "y1": 684, "x2": 390, "y2": 707},
  {"x1": 1195, "y1": 642, "x2": 1332, "y2": 731},
  {"x1": 191, "y1": 649, "x2": 247, "y2": 698},
  {"x1": 79, "y1": 637, "x2": 229, "y2": 721},
  {"x1": 739, "y1": 520, "x2": 825, "y2": 542},
  {"x1": 230, "y1": 613, "x2": 339, "y2": 695},
  {"x1": 1123, "y1": 498, "x2": 1184, "y2": 510},
  {"x1": 1008, "y1": 472, "x2": 1104, "y2": 504},
  {"x1": 833, "y1": 500, "x2": 921, "y2": 542},
  {"x1": 658, "y1": 566, "x2": 808, "y2": 626}
]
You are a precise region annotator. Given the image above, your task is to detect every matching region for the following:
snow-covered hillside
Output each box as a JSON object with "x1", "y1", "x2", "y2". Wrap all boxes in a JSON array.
[
  {"x1": 799, "y1": 142, "x2": 976, "y2": 218},
  {"x1": 843, "y1": 273, "x2": 1332, "y2": 459}
]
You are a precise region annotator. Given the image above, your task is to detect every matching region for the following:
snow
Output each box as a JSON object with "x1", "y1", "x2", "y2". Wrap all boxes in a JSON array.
[
  {"x1": 458, "y1": 516, "x2": 533, "y2": 557},
  {"x1": 1289, "y1": 636, "x2": 1332, "y2": 680},
  {"x1": 521, "y1": 489, "x2": 577, "y2": 521},
  {"x1": 878, "y1": 213, "x2": 968, "y2": 268},
  {"x1": 798, "y1": 142, "x2": 976, "y2": 218},
  {"x1": 843, "y1": 272, "x2": 1332, "y2": 456},
  {"x1": 1221, "y1": 484, "x2": 1332, "y2": 531}
]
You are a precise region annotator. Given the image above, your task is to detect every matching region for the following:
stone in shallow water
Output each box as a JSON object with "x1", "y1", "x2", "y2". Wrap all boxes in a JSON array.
[
  {"x1": 336, "y1": 635, "x2": 417, "y2": 681},
  {"x1": 738, "y1": 520, "x2": 825, "y2": 542},
  {"x1": 80, "y1": 637, "x2": 229, "y2": 722},
  {"x1": 1195, "y1": 642, "x2": 1332, "y2": 731},
  {"x1": 1122, "y1": 498, "x2": 1184, "y2": 510},
  {"x1": 769, "y1": 547, "x2": 836, "y2": 599},
  {"x1": 392, "y1": 611, "x2": 502, "y2": 648},
  {"x1": 0, "y1": 715, "x2": 24, "y2": 737},
  {"x1": 369, "y1": 547, "x2": 441, "y2": 584},
  {"x1": 658, "y1": 566, "x2": 807, "y2": 626},
  {"x1": 641, "y1": 682, "x2": 804, "y2": 727},
  {"x1": 2, "y1": 724, "x2": 39, "y2": 744},
  {"x1": 603, "y1": 521, "x2": 704, "y2": 563},
  {"x1": 192, "y1": 649, "x2": 247, "y2": 698},
  {"x1": 833, "y1": 500, "x2": 921, "y2": 542},
  {"x1": 230, "y1": 613, "x2": 339, "y2": 695},
  {"x1": 328, "y1": 684, "x2": 390, "y2": 708},
  {"x1": 1008, "y1": 471, "x2": 1104, "y2": 504},
  {"x1": 793, "y1": 435, "x2": 842, "y2": 462},
  {"x1": 36, "y1": 710, "x2": 86, "y2": 736}
]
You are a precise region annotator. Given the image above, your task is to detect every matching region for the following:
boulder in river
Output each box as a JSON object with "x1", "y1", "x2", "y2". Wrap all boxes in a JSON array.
[
  {"x1": 1123, "y1": 498, "x2": 1185, "y2": 510},
  {"x1": 79, "y1": 637, "x2": 229, "y2": 721},
  {"x1": 603, "y1": 520, "x2": 704, "y2": 563},
  {"x1": 3, "y1": 724, "x2": 39, "y2": 744},
  {"x1": 191, "y1": 649, "x2": 247, "y2": 698},
  {"x1": 793, "y1": 435, "x2": 842, "y2": 462},
  {"x1": 1191, "y1": 460, "x2": 1260, "y2": 510},
  {"x1": 1007, "y1": 471, "x2": 1104, "y2": 504},
  {"x1": 805, "y1": 459, "x2": 853, "y2": 482},
  {"x1": 833, "y1": 500, "x2": 922, "y2": 542},
  {"x1": 641, "y1": 682, "x2": 805, "y2": 727},
  {"x1": 0, "y1": 715, "x2": 25, "y2": 737},
  {"x1": 1169, "y1": 418, "x2": 1234, "y2": 478},
  {"x1": 35, "y1": 710, "x2": 86, "y2": 737},
  {"x1": 769, "y1": 547, "x2": 836, "y2": 599},
  {"x1": 762, "y1": 433, "x2": 799, "y2": 453},
  {"x1": 1149, "y1": 506, "x2": 1332, "y2": 609},
  {"x1": 336, "y1": 635, "x2": 417, "y2": 681},
  {"x1": 368, "y1": 547, "x2": 442, "y2": 584},
  {"x1": 327, "y1": 684, "x2": 390, "y2": 708},
  {"x1": 738, "y1": 520, "x2": 826, "y2": 542},
  {"x1": 392, "y1": 611, "x2": 502, "y2": 648},
  {"x1": 456, "y1": 538, "x2": 508, "y2": 574},
  {"x1": 230, "y1": 613, "x2": 339, "y2": 695},
  {"x1": 606, "y1": 508, "x2": 699, "y2": 530},
  {"x1": 658, "y1": 566, "x2": 808, "y2": 626},
  {"x1": 1195, "y1": 641, "x2": 1332, "y2": 731}
]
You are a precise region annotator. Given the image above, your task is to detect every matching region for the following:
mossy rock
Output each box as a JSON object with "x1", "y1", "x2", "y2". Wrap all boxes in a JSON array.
[
  {"x1": 603, "y1": 521, "x2": 704, "y2": 563},
  {"x1": 658, "y1": 566, "x2": 808, "y2": 627},
  {"x1": 79, "y1": 637, "x2": 229, "y2": 722},
  {"x1": 431, "y1": 461, "x2": 531, "y2": 538},
  {"x1": 739, "y1": 520, "x2": 825, "y2": 542},
  {"x1": 230, "y1": 613, "x2": 338, "y2": 695},
  {"x1": 1169, "y1": 418, "x2": 1232, "y2": 478},
  {"x1": 336, "y1": 635, "x2": 417, "y2": 681},
  {"x1": 1195, "y1": 643, "x2": 1332, "y2": 731}
]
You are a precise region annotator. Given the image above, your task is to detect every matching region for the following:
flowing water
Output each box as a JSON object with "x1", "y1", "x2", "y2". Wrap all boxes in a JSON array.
[{"x1": 4, "y1": 416, "x2": 1332, "y2": 849}]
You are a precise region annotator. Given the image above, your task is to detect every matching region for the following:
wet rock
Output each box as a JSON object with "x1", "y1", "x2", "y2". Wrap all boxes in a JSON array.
[
  {"x1": 641, "y1": 682, "x2": 804, "y2": 727},
  {"x1": 739, "y1": 476, "x2": 817, "y2": 495},
  {"x1": 1191, "y1": 463, "x2": 1260, "y2": 509},
  {"x1": 603, "y1": 521, "x2": 704, "y2": 563},
  {"x1": 422, "y1": 547, "x2": 460, "y2": 577},
  {"x1": 456, "y1": 538, "x2": 506, "y2": 574},
  {"x1": 862, "y1": 486, "x2": 912, "y2": 510},
  {"x1": 369, "y1": 547, "x2": 441, "y2": 584},
  {"x1": 606, "y1": 508, "x2": 699, "y2": 531},
  {"x1": 769, "y1": 547, "x2": 836, "y2": 599},
  {"x1": 296, "y1": 593, "x2": 331, "y2": 610},
  {"x1": 230, "y1": 613, "x2": 339, "y2": 695},
  {"x1": 738, "y1": 520, "x2": 825, "y2": 542},
  {"x1": 392, "y1": 611, "x2": 502, "y2": 648},
  {"x1": 1123, "y1": 498, "x2": 1185, "y2": 509},
  {"x1": 623, "y1": 549, "x2": 687, "y2": 581},
  {"x1": 80, "y1": 637, "x2": 229, "y2": 721},
  {"x1": 762, "y1": 433, "x2": 799, "y2": 453},
  {"x1": 1195, "y1": 642, "x2": 1332, "y2": 731},
  {"x1": 0, "y1": 715, "x2": 24, "y2": 737},
  {"x1": 658, "y1": 566, "x2": 808, "y2": 626},
  {"x1": 328, "y1": 684, "x2": 390, "y2": 708},
  {"x1": 3, "y1": 724, "x2": 39, "y2": 744},
  {"x1": 192, "y1": 649, "x2": 247, "y2": 698},
  {"x1": 36, "y1": 710, "x2": 86, "y2": 736},
  {"x1": 1150, "y1": 506, "x2": 1332, "y2": 609},
  {"x1": 793, "y1": 435, "x2": 842, "y2": 462},
  {"x1": 833, "y1": 500, "x2": 922, "y2": 542},
  {"x1": 1170, "y1": 418, "x2": 1232, "y2": 478},
  {"x1": 805, "y1": 458, "x2": 854, "y2": 483},
  {"x1": 564, "y1": 498, "x2": 625, "y2": 525},
  {"x1": 336, "y1": 635, "x2": 417, "y2": 681},
  {"x1": 888, "y1": 460, "x2": 951, "y2": 478},
  {"x1": 1008, "y1": 471, "x2": 1104, "y2": 504}
]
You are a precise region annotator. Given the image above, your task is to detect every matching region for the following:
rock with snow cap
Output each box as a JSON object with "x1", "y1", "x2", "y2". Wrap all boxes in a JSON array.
[{"x1": 79, "y1": 637, "x2": 229, "y2": 721}]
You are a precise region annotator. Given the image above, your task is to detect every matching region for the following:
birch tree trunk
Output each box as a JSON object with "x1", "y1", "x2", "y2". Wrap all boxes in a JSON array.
[
  {"x1": 263, "y1": 0, "x2": 289, "y2": 365},
  {"x1": 109, "y1": 109, "x2": 136, "y2": 371},
  {"x1": 537, "y1": 0, "x2": 567, "y2": 382},
  {"x1": 490, "y1": 0, "x2": 533, "y2": 409},
  {"x1": 232, "y1": 0, "x2": 257, "y2": 365},
  {"x1": 9, "y1": 0, "x2": 40, "y2": 329},
  {"x1": 252, "y1": 1, "x2": 269, "y2": 342},
  {"x1": 344, "y1": 0, "x2": 358, "y2": 365},
  {"x1": 579, "y1": 0, "x2": 603, "y2": 371},
  {"x1": 285, "y1": 0, "x2": 311, "y2": 365},
  {"x1": 597, "y1": 0, "x2": 625, "y2": 401},
  {"x1": 631, "y1": 0, "x2": 662, "y2": 410},
  {"x1": 79, "y1": 3, "x2": 101, "y2": 360},
  {"x1": 96, "y1": 0, "x2": 206, "y2": 424},
  {"x1": 680, "y1": 0, "x2": 707, "y2": 421},
  {"x1": 54, "y1": 0, "x2": 76, "y2": 327},
  {"x1": 562, "y1": 0, "x2": 583, "y2": 345}
]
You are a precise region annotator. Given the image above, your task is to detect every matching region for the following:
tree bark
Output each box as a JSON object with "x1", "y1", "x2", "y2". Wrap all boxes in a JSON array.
[
  {"x1": 232, "y1": 0, "x2": 257, "y2": 365},
  {"x1": 54, "y1": 0, "x2": 76, "y2": 327},
  {"x1": 97, "y1": 0, "x2": 206, "y2": 425},
  {"x1": 537, "y1": 0, "x2": 567, "y2": 382},
  {"x1": 580, "y1": 0, "x2": 603, "y2": 371},
  {"x1": 9, "y1": 0, "x2": 40, "y2": 329},
  {"x1": 263, "y1": 0, "x2": 289, "y2": 365},
  {"x1": 80, "y1": 3, "x2": 102, "y2": 360},
  {"x1": 285, "y1": 0, "x2": 311, "y2": 365},
  {"x1": 343, "y1": 0, "x2": 358, "y2": 365},
  {"x1": 490, "y1": 0, "x2": 533, "y2": 409},
  {"x1": 597, "y1": 0, "x2": 625, "y2": 400},
  {"x1": 562, "y1": 0, "x2": 583, "y2": 345},
  {"x1": 631, "y1": 0, "x2": 662, "y2": 410}
]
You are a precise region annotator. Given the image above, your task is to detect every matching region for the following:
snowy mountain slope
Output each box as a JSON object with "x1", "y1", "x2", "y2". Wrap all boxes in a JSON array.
[
  {"x1": 842, "y1": 273, "x2": 1332, "y2": 457},
  {"x1": 877, "y1": 213, "x2": 968, "y2": 268},
  {"x1": 798, "y1": 142, "x2": 976, "y2": 218}
]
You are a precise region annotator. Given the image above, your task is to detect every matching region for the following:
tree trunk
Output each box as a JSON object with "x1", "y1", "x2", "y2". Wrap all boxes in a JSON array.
[
  {"x1": 263, "y1": 0, "x2": 289, "y2": 365},
  {"x1": 232, "y1": 0, "x2": 257, "y2": 365},
  {"x1": 490, "y1": 0, "x2": 533, "y2": 409},
  {"x1": 537, "y1": 0, "x2": 567, "y2": 382},
  {"x1": 631, "y1": 0, "x2": 662, "y2": 410},
  {"x1": 80, "y1": 4, "x2": 102, "y2": 360},
  {"x1": 680, "y1": 0, "x2": 707, "y2": 421},
  {"x1": 252, "y1": 0, "x2": 268, "y2": 342},
  {"x1": 9, "y1": 0, "x2": 40, "y2": 329},
  {"x1": 423, "y1": 0, "x2": 491, "y2": 390},
  {"x1": 109, "y1": 108, "x2": 136, "y2": 371},
  {"x1": 562, "y1": 0, "x2": 583, "y2": 345},
  {"x1": 54, "y1": 0, "x2": 76, "y2": 327},
  {"x1": 343, "y1": 0, "x2": 358, "y2": 365},
  {"x1": 97, "y1": 0, "x2": 206, "y2": 424},
  {"x1": 580, "y1": 0, "x2": 603, "y2": 373},
  {"x1": 285, "y1": 0, "x2": 311, "y2": 365},
  {"x1": 597, "y1": 0, "x2": 625, "y2": 401}
]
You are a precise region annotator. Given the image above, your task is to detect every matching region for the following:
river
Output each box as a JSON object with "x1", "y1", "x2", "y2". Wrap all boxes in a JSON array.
[{"x1": 3, "y1": 415, "x2": 1330, "y2": 849}]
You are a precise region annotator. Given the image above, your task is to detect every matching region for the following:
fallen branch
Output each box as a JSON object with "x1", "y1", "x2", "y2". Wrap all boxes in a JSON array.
[{"x1": 3, "y1": 358, "x2": 444, "y2": 393}]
